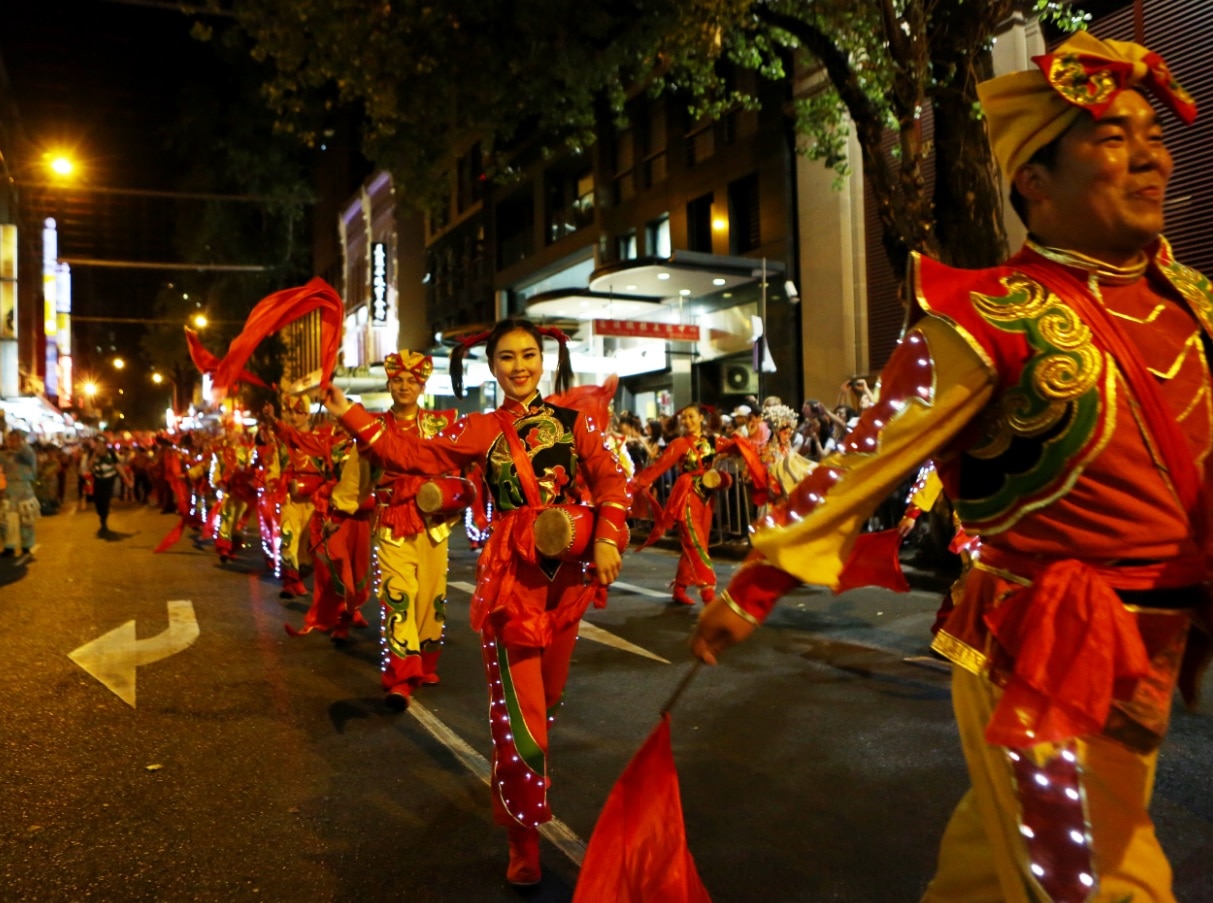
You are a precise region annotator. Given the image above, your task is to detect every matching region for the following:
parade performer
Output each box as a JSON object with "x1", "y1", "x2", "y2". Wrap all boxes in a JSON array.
[
  {"x1": 273, "y1": 393, "x2": 326, "y2": 598},
  {"x1": 760, "y1": 403, "x2": 813, "y2": 501},
  {"x1": 631, "y1": 403, "x2": 767, "y2": 605},
  {"x1": 365, "y1": 351, "x2": 458, "y2": 709},
  {"x1": 691, "y1": 32, "x2": 1210, "y2": 903},
  {"x1": 322, "y1": 318, "x2": 629, "y2": 887},
  {"x1": 212, "y1": 422, "x2": 259, "y2": 562},
  {"x1": 287, "y1": 424, "x2": 375, "y2": 640}
]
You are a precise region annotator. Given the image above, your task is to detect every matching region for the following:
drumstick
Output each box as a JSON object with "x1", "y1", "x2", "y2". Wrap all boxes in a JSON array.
[{"x1": 660, "y1": 660, "x2": 702, "y2": 715}]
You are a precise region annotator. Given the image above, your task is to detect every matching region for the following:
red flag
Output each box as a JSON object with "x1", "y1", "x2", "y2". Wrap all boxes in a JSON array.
[
  {"x1": 832, "y1": 529, "x2": 911, "y2": 595},
  {"x1": 573, "y1": 714, "x2": 712, "y2": 903},
  {"x1": 211, "y1": 277, "x2": 344, "y2": 399}
]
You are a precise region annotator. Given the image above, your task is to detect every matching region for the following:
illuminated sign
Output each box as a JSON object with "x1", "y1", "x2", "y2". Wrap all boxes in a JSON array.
[
  {"x1": 0, "y1": 224, "x2": 15, "y2": 340},
  {"x1": 371, "y1": 241, "x2": 389, "y2": 325},
  {"x1": 44, "y1": 219, "x2": 58, "y2": 397},
  {"x1": 594, "y1": 319, "x2": 700, "y2": 341}
]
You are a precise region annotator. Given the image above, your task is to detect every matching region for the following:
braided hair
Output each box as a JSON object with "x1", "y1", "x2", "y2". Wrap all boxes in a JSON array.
[{"x1": 450, "y1": 317, "x2": 573, "y2": 399}]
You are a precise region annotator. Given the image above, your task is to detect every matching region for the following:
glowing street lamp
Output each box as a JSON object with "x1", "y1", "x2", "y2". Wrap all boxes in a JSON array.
[
  {"x1": 81, "y1": 381, "x2": 97, "y2": 398},
  {"x1": 112, "y1": 357, "x2": 125, "y2": 370},
  {"x1": 192, "y1": 314, "x2": 208, "y2": 329},
  {"x1": 48, "y1": 156, "x2": 74, "y2": 177}
]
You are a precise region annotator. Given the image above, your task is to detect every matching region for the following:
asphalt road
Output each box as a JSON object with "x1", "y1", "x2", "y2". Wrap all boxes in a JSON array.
[{"x1": 2, "y1": 499, "x2": 1211, "y2": 902}]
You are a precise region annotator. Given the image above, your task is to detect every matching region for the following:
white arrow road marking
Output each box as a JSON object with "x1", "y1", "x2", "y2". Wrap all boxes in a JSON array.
[
  {"x1": 68, "y1": 600, "x2": 200, "y2": 708},
  {"x1": 448, "y1": 581, "x2": 669, "y2": 664},
  {"x1": 408, "y1": 699, "x2": 587, "y2": 867}
]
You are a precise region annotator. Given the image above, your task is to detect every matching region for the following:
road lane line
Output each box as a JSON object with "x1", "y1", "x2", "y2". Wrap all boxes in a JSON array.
[
  {"x1": 610, "y1": 579, "x2": 670, "y2": 599},
  {"x1": 407, "y1": 700, "x2": 588, "y2": 867},
  {"x1": 576, "y1": 621, "x2": 669, "y2": 664},
  {"x1": 449, "y1": 580, "x2": 669, "y2": 663}
]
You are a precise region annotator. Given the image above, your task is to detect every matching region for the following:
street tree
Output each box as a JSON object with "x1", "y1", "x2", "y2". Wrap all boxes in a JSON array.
[{"x1": 230, "y1": 0, "x2": 1086, "y2": 279}]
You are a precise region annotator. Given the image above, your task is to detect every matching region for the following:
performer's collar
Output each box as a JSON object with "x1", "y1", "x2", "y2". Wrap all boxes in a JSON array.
[
  {"x1": 1027, "y1": 239, "x2": 1150, "y2": 286},
  {"x1": 500, "y1": 392, "x2": 543, "y2": 416}
]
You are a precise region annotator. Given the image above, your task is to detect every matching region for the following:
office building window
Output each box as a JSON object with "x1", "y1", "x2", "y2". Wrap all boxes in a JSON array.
[
  {"x1": 687, "y1": 193, "x2": 714, "y2": 253},
  {"x1": 613, "y1": 128, "x2": 635, "y2": 204},
  {"x1": 496, "y1": 190, "x2": 535, "y2": 268},
  {"x1": 641, "y1": 104, "x2": 668, "y2": 188},
  {"x1": 646, "y1": 214, "x2": 671, "y2": 258},
  {"x1": 616, "y1": 230, "x2": 638, "y2": 261},
  {"x1": 456, "y1": 142, "x2": 484, "y2": 214},
  {"x1": 546, "y1": 167, "x2": 595, "y2": 244},
  {"x1": 728, "y1": 173, "x2": 760, "y2": 254}
]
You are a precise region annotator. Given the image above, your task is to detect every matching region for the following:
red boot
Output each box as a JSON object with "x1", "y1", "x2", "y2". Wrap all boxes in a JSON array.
[
  {"x1": 671, "y1": 584, "x2": 695, "y2": 605},
  {"x1": 700, "y1": 585, "x2": 717, "y2": 604},
  {"x1": 506, "y1": 823, "x2": 541, "y2": 886}
]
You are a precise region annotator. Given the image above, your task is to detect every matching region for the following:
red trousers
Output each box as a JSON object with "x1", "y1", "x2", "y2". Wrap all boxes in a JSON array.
[{"x1": 479, "y1": 560, "x2": 590, "y2": 828}]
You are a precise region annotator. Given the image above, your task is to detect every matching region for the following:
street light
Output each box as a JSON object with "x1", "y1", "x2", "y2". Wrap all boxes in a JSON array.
[
  {"x1": 47, "y1": 155, "x2": 75, "y2": 177},
  {"x1": 192, "y1": 314, "x2": 208, "y2": 329},
  {"x1": 112, "y1": 357, "x2": 126, "y2": 370},
  {"x1": 152, "y1": 371, "x2": 179, "y2": 412}
]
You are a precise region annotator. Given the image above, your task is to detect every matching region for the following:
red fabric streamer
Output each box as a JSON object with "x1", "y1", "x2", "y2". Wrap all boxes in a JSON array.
[
  {"x1": 153, "y1": 516, "x2": 187, "y2": 554},
  {"x1": 832, "y1": 529, "x2": 912, "y2": 595},
  {"x1": 183, "y1": 327, "x2": 270, "y2": 389},
  {"x1": 548, "y1": 375, "x2": 619, "y2": 430},
  {"x1": 983, "y1": 559, "x2": 1151, "y2": 747},
  {"x1": 573, "y1": 713, "x2": 712, "y2": 903},
  {"x1": 210, "y1": 277, "x2": 345, "y2": 399}
]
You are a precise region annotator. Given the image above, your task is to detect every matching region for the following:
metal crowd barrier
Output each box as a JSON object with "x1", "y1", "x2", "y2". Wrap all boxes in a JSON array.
[{"x1": 629, "y1": 456, "x2": 757, "y2": 549}]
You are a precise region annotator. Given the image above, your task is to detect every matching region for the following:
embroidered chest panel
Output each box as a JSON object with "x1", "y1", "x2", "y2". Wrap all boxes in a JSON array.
[
  {"x1": 948, "y1": 274, "x2": 1113, "y2": 533},
  {"x1": 487, "y1": 402, "x2": 579, "y2": 511}
]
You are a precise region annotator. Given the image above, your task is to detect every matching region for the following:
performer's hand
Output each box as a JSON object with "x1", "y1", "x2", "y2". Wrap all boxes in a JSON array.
[
  {"x1": 593, "y1": 540, "x2": 622, "y2": 585},
  {"x1": 321, "y1": 385, "x2": 351, "y2": 417},
  {"x1": 690, "y1": 596, "x2": 756, "y2": 665}
]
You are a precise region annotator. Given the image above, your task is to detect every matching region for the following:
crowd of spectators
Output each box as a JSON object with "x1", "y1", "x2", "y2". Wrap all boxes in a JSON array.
[
  {"x1": 0, "y1": 426, "x2": 177, "y2": 561},
  {"x1": 610, "y1": 374, "x2": 954, "y2": 561}
]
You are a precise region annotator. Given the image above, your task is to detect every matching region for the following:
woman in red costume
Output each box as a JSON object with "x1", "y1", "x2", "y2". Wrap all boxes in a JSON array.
[
  {"x1": 632, "y1": 403, "x2": 767, "y2": 605},
  {"x1": 322, "y1": 318, "x2": 628, "y2": 887}
]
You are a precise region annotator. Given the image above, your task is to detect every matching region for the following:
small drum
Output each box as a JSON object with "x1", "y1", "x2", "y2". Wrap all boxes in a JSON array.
[
  {"x1": 701, "y1": 469, "x2": 732, "y2": 491},
  {"x1": 417, "y1": 476, "x2": 477, "y2": 517},
  {"x1": 534, "y1": 504, "x2": 596, "y2": 561}
]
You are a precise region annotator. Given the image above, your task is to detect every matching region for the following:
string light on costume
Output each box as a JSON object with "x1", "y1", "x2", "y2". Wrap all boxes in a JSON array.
[{"x1": 1006, "y1": 741, "x2": 1095, "y2": 902}]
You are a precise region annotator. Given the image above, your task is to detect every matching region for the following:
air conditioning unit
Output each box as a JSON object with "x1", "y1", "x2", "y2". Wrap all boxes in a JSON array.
[{"x1": 723, "y1": 361, "x2": 759, "y2": 394}]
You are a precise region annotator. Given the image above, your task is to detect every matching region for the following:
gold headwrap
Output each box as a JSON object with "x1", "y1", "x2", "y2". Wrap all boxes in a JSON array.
[
  {"x1": 282, "y1": 393, "x2": 312, "y2": 416},
  {"x1": 384, "y1": 350, "x2": 433, "y2": 382},
  {"x1": 977, "y1": 31, "x2": 1196, "y2": 180}
]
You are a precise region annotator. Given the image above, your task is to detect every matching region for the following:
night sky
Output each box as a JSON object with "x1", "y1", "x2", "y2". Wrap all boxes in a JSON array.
[{"x1": 1, "y1": 0, "x2": 251, "y2": 415}]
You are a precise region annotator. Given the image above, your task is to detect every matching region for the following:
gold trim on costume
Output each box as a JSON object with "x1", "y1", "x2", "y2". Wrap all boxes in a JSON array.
[
  {"x1": 1145, "y1": 331, "x2": 1201, "y2": 380},
  {"x1": 1108, "y1": 302, "x2": 1167, "y2": 324},
  {"x1": 1029, "y1": 240, "x2": 1149, "y2": 285},
  {"x1": 722, "y1": 590, "x2": 761, "y2": 627},
  {"x1": 930, "y1": 630, "x2": 986, "y2": 677}
]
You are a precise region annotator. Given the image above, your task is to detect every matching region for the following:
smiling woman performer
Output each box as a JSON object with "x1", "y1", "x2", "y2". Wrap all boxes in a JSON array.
[{"x1": 322, "y1": 317, "x2": 628, "y2": 887}]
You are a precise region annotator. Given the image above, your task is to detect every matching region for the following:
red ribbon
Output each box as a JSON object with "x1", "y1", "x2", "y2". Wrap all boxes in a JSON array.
[{"x1": 211, "y1": 277, "x2": 344, "y2": 399}]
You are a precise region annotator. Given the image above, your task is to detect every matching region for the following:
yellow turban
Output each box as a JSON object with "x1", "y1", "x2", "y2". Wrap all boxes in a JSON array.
[
  {"x1": 978, "y1": 30, "x2": 1196, "y2": 180},
  {"x1": 384, "y1": 350, "x2": 433, "y2": 382}
]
